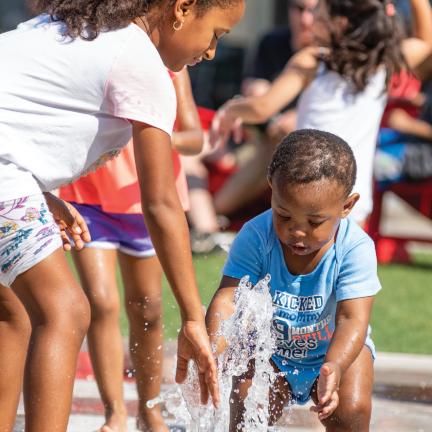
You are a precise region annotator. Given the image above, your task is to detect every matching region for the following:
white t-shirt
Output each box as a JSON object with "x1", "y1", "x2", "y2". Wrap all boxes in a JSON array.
[
  {"x1": 0, "y1": 15, "x2": 176, "y2": 201},
  {"x1": 297, "y1": 64, "x2": 387, "y2": 221}
]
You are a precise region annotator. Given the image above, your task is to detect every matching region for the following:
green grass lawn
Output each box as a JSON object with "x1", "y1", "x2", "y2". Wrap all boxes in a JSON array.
[{"x1": 70, "y1": 250, "x2": 432, "y2": 355}]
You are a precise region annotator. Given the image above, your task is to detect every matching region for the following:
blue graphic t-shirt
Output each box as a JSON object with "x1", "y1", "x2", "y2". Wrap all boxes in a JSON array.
[{"x1": 223, "y1": 210, "x2": 381, "y2": 371}]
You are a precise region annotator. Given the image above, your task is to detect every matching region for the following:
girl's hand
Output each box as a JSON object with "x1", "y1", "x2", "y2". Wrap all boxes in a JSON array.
[
  {"x1": 209, "y1": 103, "x2": 243, "y2": 149},
  {"x1": 311, "y1": 362, "x2": 341, "y2": 420},
  {"x1": 43, "y1": 192, "x2": 91, "y2": 251},
  {"x1": 175, "y1": 319, "x2": 220, "y2": 408}
]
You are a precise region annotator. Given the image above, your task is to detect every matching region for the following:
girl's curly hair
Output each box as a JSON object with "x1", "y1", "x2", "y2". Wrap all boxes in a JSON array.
[
  {"x1": 320, "y1": 0, "x2": 406, "y2": 92},
  {"x1": 28, "y1": 0, "x2": 239, "y2": 40}
]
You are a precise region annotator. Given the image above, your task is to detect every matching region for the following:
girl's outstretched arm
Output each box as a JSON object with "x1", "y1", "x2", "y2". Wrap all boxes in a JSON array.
[
  {"x1": 132, "y1": 121, "x2": 219, "y2": 407},
  {"x1": 402, "y1": 0, "x2": 432, "y2": 72},
  {"x1": 312, "y1": 296, "x2": 374, "y2": 421},
  {"x1": 410, "y1": 0, "x2": 432, "y2": 45},
  {"x1": 171, "y1": 67, "x2": 204, "y2": 156},
  {"x1": 211, "y1": 47, "x2": 319, "y2": 146}
]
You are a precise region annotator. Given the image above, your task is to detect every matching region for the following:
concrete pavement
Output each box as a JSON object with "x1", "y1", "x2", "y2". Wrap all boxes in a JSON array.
[{"x1": 13, "y1": 343, "x2": 432, "y2": 431}]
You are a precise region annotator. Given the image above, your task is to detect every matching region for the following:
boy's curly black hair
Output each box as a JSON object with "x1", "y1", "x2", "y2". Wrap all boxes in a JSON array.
[
  {"x1": 320, "y1": 0, "x2": 406, "y2": 92},
  {"x1": 28, "y1": 0, "x2": 240, "y2": 40},
  {"x1": 268, "y1": 129, "x2": 357, "y2": 196}
]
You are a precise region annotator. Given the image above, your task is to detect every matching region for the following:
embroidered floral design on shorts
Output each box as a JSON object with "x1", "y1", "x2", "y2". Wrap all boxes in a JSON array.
[
  {"x1": 1, "y1": 253, "x2": 22, "y2": 274},
  {"x1": 0, "y1": 221, "x2": 19, "y2": 239},
  {"x1": 36, "y1": 224, "x2": 57, "y2": 239},
  {"x1": 0, "y1": 196, "x2": 61, "y2": 283},
  {"x1": 33, "y1": 238, "x2": 54, "y2": 256},
  {"x1": 21, "y1": 207, "x2": 41, "y2": 222},
  {"x1": 0, "y1": 228, "x2": 33, "y2": 259}
]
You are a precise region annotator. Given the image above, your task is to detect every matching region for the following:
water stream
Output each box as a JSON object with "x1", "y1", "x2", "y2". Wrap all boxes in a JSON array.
[{"x1": 148, "y1": 275, "x2": 278, "y2": 431}]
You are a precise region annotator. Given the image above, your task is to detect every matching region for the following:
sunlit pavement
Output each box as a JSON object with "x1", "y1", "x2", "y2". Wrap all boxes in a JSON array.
[{"x1": 13, "y1": 344, "x2": 432, "y2": 432}]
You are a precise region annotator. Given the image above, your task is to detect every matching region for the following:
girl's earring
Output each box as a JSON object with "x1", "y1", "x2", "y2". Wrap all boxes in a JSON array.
[{"x1": 173, "y1": 20, "x2": 184, "y2": 31}]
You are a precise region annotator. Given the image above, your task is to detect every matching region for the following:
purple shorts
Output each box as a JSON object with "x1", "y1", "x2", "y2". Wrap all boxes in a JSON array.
[{"x1": 71, "y1": 203, "x2": 155, "y2": 257}]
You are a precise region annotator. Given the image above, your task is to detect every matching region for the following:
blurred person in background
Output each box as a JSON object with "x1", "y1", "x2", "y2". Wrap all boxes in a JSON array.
[
  {"x1": 183, "y1": 0, "x2": 318, "y2": 252},
  {"x1": 212, "y1": 0, "x2": 432, "y2": 228}
]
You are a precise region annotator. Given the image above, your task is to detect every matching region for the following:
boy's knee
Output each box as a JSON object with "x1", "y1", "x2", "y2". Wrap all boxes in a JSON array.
[
  {"x1": 126, "y1": 296, "x2": 162, "y2": 328},
  {"x1": 324, "y1": 399, "x2": 371, "y2": 431}
]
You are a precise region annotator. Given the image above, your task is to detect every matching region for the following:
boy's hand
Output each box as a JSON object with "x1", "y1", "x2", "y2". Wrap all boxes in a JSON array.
[
  {"x1": 43, "y1": 192, "x2": 91, "y2": 251},
  {"x1": 311, "y1": 362, "x2": 341, "y2": 420},
  {"x1": 175, "y1": 319, "x2": 220, "y2": 408}
]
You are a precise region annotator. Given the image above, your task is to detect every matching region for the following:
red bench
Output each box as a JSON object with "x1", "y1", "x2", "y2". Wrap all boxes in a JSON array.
[{"x1": 367, "y1": 178, "x2": 432, "y2": 263}]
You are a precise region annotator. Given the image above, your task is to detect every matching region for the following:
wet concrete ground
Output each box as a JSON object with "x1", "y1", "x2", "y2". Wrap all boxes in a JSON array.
[
  {"x1": 14, "y1": 395, "x2": 432, "y2": 431},
  {"x1": 14, "y1": 377, "x2": 432, "y2": 431}
]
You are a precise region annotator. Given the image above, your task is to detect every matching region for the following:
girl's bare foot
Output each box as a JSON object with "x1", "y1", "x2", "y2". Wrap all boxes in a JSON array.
[
  {"x1": 136, "y1": 406, "x2": 169, "y2": 432},
  {"x1": 100, "y1": 408, "x2": 128, "y2": 432}
]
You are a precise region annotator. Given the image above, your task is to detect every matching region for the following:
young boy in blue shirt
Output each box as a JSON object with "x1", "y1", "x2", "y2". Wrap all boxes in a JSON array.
[{"x1": 206, "y1": 129, "x2": 381, "y2": 431}]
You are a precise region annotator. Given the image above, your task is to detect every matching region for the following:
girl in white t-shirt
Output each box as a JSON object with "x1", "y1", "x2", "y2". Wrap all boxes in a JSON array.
[
  {"x1": 0, "y1": 0, "x2": 245, "y2": 429},
  {"x1": 212, "y1": 0, "x2": 432, "y2": 226}
]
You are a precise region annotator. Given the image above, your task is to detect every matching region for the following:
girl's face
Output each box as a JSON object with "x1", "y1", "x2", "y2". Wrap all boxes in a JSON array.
[
  {"x1": 270, "y1": 177, "x2": 358, "y2": 257},
  {"x1": 157, "y1": 0, "x2": 245, "y2": 71}
]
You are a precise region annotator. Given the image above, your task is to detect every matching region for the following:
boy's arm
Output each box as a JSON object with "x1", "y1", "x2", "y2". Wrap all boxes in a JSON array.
[
  {"x1": 313, "y1": 296, "x2": 374, "y2": 420},
  {"x1": 132, "y1": 121, "x2": 219, "y2": 407},
  {"x1": 206, "y1": 276, "x2": 239, "y2": 355}
]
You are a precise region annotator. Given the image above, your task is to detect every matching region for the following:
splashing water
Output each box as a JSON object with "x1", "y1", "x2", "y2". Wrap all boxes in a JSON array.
[{"x1": 148, "y1": 275, "x2": 277, "y2": 431}]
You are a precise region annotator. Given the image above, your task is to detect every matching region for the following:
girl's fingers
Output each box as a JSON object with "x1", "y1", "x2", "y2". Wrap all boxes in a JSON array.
[
  {"x1": 59, "y1": 229, "x2": 72, "y2": 251},
  {"x1": 71, "y1": 211, "x2": 91, "y2": 243}
]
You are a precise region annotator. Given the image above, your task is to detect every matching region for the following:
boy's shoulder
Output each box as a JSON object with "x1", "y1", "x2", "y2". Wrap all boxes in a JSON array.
[
  {"x1": 335, "y1": 218, "x2": 376, "y2": 260},
  {"x1": 240, "y1": 209, "x2": 277, "y2": 253}
]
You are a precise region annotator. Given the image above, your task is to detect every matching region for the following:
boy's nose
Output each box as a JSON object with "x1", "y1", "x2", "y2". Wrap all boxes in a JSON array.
[{"x1": 289, "y1": 228, "x2": 306, "y2": 239}]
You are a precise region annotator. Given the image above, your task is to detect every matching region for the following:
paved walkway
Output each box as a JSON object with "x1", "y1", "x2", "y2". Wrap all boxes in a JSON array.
[
  {"x1": 14, "y1": 380, "x2": 432, "y2": 431},
  {"x1": 14, "y1": 344, "x2": 432, "y2": 431}
]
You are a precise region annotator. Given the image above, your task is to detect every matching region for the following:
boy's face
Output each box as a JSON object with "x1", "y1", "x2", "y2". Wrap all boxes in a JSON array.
[
  {"x1": 158, "y1": 0, "x2": 245, "y2": 71},
  {"x1": 270, "y1": 176, "x2": 358, "y2": 257}
]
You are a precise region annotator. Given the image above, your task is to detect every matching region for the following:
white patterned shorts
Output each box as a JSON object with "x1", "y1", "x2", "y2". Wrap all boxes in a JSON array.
[{"x1": 0, "y1": 194, "x2": 62, "y2": 288}]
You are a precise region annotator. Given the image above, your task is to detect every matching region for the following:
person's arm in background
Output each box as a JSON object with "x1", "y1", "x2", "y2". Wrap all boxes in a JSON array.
[
  {"x1": 171, "y1": 68, "x2": 204, "y2": 156},
  {"x1": 402, "y1": 0, "x2": 432, "y2": 75},
  {"x1": 387, "y1": 107, "x2": 432, "y2": 140},
  {"x1": 210, "y1": 47, "x2": 319, "y2": 146},
  {"x1": 132, "y1": 121, "x2": 219, "y2": 407}
]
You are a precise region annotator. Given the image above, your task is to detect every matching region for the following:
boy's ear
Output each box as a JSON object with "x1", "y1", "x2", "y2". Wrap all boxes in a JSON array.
[
  {"x1": 174, "y1": 0, "x2": 197, "y2": 19},
  {"x1": 341, "y1": 193, "x2": 359, "y2": 218},
  {"x1": 267, "y1": 176, "x2": 273, "y2": 189}
]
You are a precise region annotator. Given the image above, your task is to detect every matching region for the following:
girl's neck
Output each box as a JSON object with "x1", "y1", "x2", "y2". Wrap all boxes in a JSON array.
[{"x1": 133, "y1": 14, "x2": 161, "y2": 48}]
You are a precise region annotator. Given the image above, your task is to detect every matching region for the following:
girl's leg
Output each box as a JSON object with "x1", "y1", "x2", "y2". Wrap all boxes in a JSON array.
[
  {"x1": 312, "y1": 347, "x2": 374, "y2": 432},
  {"x1": 72, "y1": 247, "x2": 128, "y2": 432},
  {"x1": 118, "y1": 253, "x2": 168, "y2": 432},
  {"x1": 11, "y1": 248, "x2": 90, "y2": 432},
  {"x1": 0, "y1": 285, "x2": 32, "y2": 431}
]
